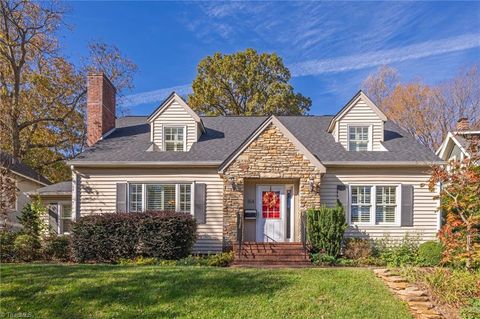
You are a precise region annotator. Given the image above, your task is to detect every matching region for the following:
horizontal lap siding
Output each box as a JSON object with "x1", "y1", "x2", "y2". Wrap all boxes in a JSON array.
[
  {"x1": 153, "y1": 101, "x2": 197, "y2": 151},
  {"x1": 76, "y1": 167, "x2": 223, "y2": 253},
  {"x1": 338, "y1": 99, "x2": 384, "y2": 151},
  {"x1": 319, "y1": 167, "x2": 439, "y2": 242}
]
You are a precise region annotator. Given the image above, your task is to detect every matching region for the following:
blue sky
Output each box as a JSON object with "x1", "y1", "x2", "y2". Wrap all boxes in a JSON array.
[{"x1": 61, "y1": 1, "x2": 480, "y2": 116}]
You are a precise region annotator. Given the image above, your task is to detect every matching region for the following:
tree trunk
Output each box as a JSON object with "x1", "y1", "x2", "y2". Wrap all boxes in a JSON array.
[{"x1": 465, "y1": 222, "x2": 472, "y2": 270}]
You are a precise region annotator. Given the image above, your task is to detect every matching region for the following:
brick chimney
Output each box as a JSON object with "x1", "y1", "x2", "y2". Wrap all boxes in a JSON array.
[
  {"x1": 456, "y1": 117, "x2": 469, "y2": 131},
  {"x1": 87, "y1": 73, "x2": 116, "y2": 146}
]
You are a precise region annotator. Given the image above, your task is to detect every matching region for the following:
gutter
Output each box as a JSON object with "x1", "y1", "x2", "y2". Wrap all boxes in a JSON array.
[
  {"x1": 67, "y1": 161, "x2": 222, "y2": 167},
  {"x1": 322, "y1": 161, "x2": 445, "y2": 167}
]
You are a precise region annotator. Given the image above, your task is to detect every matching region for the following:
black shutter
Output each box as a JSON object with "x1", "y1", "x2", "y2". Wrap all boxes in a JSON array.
[
  {"x1": 116, "y1": 183, "x2": 127, "y2": 212},
  {"x1": 401, "y1": 184, "x2": 414, "y2": 227},
  {"x1": 48, "y1": 204, "x2": 59, "y2": 234},
  {"x1": 337, "y1": 184, "x2": 349, "y2": 209},
  {"x1": 194, "y1": 183, "x2": 207, "y2": 224}
]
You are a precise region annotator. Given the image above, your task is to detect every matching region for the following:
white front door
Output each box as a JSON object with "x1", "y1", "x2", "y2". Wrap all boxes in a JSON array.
[{"x1": 256, "y1": 185, "x2": 286, "y2": 242}]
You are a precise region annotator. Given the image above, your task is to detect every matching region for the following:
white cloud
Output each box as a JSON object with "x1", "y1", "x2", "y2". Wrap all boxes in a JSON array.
[
  {"x1": 119, "y1": 84, "x2": 192, "y2": 108},
  {"x1": 120, "y1": 33, "x2": 480, "y2": 107},
  {"x1": 289, "y1": 33, "x2": 480, "y2": 76}
]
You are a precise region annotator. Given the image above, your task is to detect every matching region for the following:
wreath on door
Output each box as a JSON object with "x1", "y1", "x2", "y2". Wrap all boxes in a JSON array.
[{"x1": 262, "y1": 191, "x2": 279, "y2": 209}]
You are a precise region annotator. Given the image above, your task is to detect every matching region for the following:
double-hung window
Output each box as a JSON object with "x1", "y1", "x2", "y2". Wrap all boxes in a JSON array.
[
  {"x1": 349, "y1": 185, "x2": 399, "y2": 225},
  {"x1": 128, "y1": 183, "x2": 192, "y2": 213},
  {"x1": 376, "y1": 186, "x2": 397, "y2": 224},
  {"x1": 350, "y1": 186, "x2": 372, "y2": 223},
  {"x1": 348, "y1": 126, "x2": 370, "y2": 151},
  {"x1": 164, "y1": 127, "x2": 185, "y2": 151},
  {"x1": 47, "y1": 203, "x2": 72, "y2": 235}
]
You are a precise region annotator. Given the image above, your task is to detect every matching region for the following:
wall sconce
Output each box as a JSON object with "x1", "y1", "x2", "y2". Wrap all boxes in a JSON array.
[
  {"x1": 309, "y1": 175, "x2": 320, "y2": 194},
  {"x1": 228, "y1": 176, "x2": 237, "y2": 191},
  {"x1": 309, "y1": 176, "x2": 315, "y2": 193}
]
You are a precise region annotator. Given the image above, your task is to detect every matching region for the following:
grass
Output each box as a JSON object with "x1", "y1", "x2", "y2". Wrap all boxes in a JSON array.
[{"x1": 0, "y1": 264, "x2": 412, "y2": 319}]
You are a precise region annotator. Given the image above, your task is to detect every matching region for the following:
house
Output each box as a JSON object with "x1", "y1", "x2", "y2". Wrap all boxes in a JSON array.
[
  {"x1": 64, "y1": 73, "x2": 443, "y2": 253},
  {"x1": 27, "y1": 181, "x2": 72, "y2": 235},
  {"x1": 436, "y1": 118, "x2": 480, "y2": 161},
  {"x1": 0, "y1": 151, "x2": 50, "y2": 229}
]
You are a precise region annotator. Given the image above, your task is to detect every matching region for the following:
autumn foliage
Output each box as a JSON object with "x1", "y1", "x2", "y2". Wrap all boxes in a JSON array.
[{"x1": 429, "y1": 139, "x2": 480, "y2": 269}]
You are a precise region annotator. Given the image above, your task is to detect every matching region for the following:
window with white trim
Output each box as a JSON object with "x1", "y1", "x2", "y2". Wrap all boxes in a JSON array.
[
  {"x1": 349, "y1": 185, "x2": 400, "y2": 225},
  {"x1": 128, "y1": 183, "x2": 192, "y2": 213},
  {"x1": 164, "y1": 127, "x2": 185, "y2": 151},
  {"x1": 60, "y1": 204, "x2": 72, "y2": 234},
  {"x1": 348, "y1": 126, "x2": 369, "y2": 151},
  {"x1": 351, "y1": 186, "x2": 372, "y2": 223},
  {"x1": 376, "y1": 186, "x2": 396, "y2": 223}
]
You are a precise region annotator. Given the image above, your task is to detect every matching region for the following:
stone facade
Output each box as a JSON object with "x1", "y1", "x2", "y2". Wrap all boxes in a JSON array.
[{"x1": 222, "y1": 123, "x2": 323, "y2": 248}]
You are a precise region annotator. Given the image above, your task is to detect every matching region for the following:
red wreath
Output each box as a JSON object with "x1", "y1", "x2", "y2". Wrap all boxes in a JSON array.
[{"x1": 262, "y1": 191, "x2": 280, "y2": 218}]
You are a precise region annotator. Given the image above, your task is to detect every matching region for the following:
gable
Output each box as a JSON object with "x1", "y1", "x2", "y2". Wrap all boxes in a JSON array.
[
  {"x1": 219, "y1": 116, "x2": 326, "y2": 173},
  {"x1": 147, "y1": 92, "x2": 204, "y2": 151},
  {"x1": 328, "y1": 91, "x2": 387, "y2": 151}
]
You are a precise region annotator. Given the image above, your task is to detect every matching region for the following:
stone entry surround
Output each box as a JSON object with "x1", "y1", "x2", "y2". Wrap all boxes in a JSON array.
[{"x1": 222, "y1": 123, "x2": 323, "y2": 248}]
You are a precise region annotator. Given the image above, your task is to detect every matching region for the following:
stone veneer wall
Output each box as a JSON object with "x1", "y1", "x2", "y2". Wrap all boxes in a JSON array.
[{"x1": 222, "y1": 123, "x2": 322, "y2": 248}]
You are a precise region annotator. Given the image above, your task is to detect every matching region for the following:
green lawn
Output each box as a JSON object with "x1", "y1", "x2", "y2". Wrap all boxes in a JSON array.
[{"x1": 0, "y1": 265, "x2": 411, "y2": 319}]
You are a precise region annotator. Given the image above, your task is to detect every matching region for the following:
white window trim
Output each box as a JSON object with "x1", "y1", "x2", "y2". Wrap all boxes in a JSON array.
[
  {"x1": 162, "y1": 125, "x2": 187, "y2": 152},
  {"x1": 348, "y1": 184, "x2": 401, "y2": 227},
  {"x1": 127, "y1": 182, "x2": 194, "y2": 215},
  {"x1": 347, "y1": 125, "x2": 373, "y2": 151},
  {"x1": 55, "y1": 202, "x2": 72, "y2": 235}
]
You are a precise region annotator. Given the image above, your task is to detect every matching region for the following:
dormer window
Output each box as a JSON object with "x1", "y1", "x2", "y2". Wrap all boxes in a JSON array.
[
  {"x1": 164, "y1": 127, "x2": 185, "y2": 151},
  {"x1": 348, "y1": 126, "x2": 370, "y2": 151}
]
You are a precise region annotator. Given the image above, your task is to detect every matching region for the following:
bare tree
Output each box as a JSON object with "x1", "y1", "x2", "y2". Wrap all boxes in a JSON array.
[{"x1": 362, "y1": 64, "x2": 480, "y2": 151}]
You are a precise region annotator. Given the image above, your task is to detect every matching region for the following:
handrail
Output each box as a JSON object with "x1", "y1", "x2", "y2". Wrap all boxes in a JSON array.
[
  {"x1": 236, "y1": 210, "x2": 243, "y2": 258},
  {"x1": 301, "y1": 211, "x2": 308, "y2": 258}
]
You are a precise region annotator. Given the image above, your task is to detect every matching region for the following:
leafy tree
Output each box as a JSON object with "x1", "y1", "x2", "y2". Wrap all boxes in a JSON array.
[
  {"x1": 0, "y1": 0, "x2": 137, "y2": 182},
  {"x1": 428, "y1": 138, "x2": 480, "y2": 269},
  {"x1": 362, "y1": 64, "x2": 480, "y2": 151},
  {"x1": 188, "y1": 48, "x2": 311, "y2": 116}
]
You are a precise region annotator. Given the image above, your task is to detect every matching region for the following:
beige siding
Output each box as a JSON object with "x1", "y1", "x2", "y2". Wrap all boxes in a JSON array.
[
  {"x1": 4, "y1": 177, "x2": 43, "y2": 230},
  {"x1": 76, "y1": 167, "x2": 223, "y2": 253},
  {"x1": 337, "y1": 98, "x2": 385, "y2": 151},
  {"x1": 320, "y1": 167, "x2": 439, "y2": 242},
  {"x1": 152, "y1": 100, "x2": 198, "y2": 151}
]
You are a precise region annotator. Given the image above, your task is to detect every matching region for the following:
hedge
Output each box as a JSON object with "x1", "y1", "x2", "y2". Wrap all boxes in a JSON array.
[
  {"x1": 306, "y1": 204, "x2": 348, "y2": 257},
  {"x1": 71, "y1": 211, "x2": 197, "y2": 263}
]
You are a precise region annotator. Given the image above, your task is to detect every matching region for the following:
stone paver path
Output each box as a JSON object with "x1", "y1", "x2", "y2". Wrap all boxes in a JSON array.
[{"x1": 374, "y1": 268, "x2": 444, "y2": 319}]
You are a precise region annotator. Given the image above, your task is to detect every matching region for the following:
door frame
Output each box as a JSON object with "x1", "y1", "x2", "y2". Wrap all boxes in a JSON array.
[{"x1": 255, "y1": 184, "x2": 295, "y2": 242}]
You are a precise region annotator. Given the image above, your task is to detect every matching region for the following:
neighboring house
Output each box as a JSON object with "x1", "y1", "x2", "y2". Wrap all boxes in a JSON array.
[
  {"x1": 27, "y1": 181, "x2": 72, "y2": 235},
  {"x1": 0, "y1": 151, "x2": 50, "y2": 229},
  {"x1": 65, "y1": 73, "x2": 443, "y2": 253},
  {"x1": 437, "y1": 118, "x2": 480, "y2": 161}
]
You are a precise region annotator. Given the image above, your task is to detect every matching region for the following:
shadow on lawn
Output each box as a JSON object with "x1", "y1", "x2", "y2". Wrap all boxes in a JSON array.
[{"x1": 1, "y1": 265, "x2": 294, "y2": 318}]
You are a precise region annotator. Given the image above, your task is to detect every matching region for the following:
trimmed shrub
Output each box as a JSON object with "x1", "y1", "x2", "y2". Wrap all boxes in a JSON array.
[
  {"x1": 72, "y1": 213, "x2": 142, "y2": 263},
  {"x1": 206, "y1": 252, "x2": 234, "y2": 267},
  {"x1": 137, "y1": 212, "x2": 197, "y2": 260},
  {"x1": 14, "y1": 234, "x2": 41, "y2": 261},
  {"x1": 0, "y1": 230, "x2": 17, "y2": 262},
  {"x1": 343, "y1": 238, "x2": 373, "y2": 260},
  {"x1": 43, "y1": 235, "x2": 72, "y2": 262},
  {"x1": 71, "y1": 211, "x2": 197, "y2": 263},
  {"x1": 416, "y1": 240, "x2": 443, "y2": 266},
  {"x1": 306, "y1": 204, "x2": 347, "y2": 257}
]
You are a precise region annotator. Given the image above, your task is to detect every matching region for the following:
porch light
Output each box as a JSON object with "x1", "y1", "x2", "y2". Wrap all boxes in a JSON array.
[
  {"x1": 309, "y1": 176, "x2": 315, "y2": 193},
  {"x1": 228, "y1": 176, "x2": 237, "y2": 191}
]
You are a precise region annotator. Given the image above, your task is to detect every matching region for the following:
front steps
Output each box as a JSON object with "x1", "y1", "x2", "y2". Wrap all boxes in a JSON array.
[{"x1": 232, "y1": 242, "x2": 311, "y2": 267}]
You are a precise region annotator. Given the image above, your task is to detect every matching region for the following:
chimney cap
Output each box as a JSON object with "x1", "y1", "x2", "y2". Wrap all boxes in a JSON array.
[{"x1": 87, "y1": 72, "x2": 117, "y2": 92}]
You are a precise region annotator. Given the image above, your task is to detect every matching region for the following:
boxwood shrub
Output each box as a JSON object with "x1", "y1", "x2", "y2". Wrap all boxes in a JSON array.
[{"x1": 71, "y1": 211, "x2": 197, "y2": 263}]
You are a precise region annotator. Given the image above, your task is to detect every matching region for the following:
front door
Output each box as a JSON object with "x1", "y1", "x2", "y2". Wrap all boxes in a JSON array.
[{"x1": 256, "y1": 185, "x2": 286, "y2": 242}]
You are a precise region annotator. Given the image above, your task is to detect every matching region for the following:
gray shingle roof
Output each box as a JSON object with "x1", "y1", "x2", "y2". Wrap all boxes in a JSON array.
[
  {"x1": 71, "y1": 115, "x2": 442, "y2": 165},
  {"x1": 31, "y1": 181, "x2": 72, "y2": 196},
  {"x1": 0, "y1": 151, "x2": 50, "y2": 185}
]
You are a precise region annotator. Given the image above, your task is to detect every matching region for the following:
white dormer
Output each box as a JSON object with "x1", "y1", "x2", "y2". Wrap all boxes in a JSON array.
[
  {"x1": 147, "y1": 92, "x2": 205, "y2": 151},
  {"x1": 327, "y1": 91, "x2": 387, "y2": 152}
]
